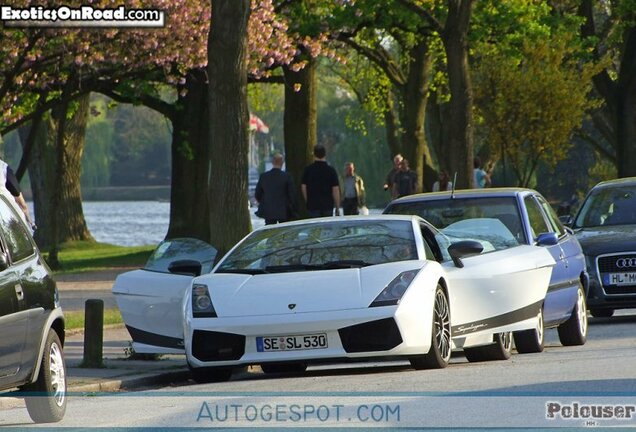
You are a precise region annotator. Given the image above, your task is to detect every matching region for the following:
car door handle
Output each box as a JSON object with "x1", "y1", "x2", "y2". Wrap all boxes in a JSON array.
[{"x1": 14, "y1": 284, "x2": 24, "y2": 301}]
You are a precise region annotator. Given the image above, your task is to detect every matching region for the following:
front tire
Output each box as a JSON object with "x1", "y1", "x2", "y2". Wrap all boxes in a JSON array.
[
  {"x1": 24, "y1": 329, "x2": 67, "y2": 424},
  {"x1": 410, "y1": 284, "x2": 451, "y2": 370},
  {"x1": 188, "y1": 363, "x2": 233, "y2": 383},
  {"x1": 558, "y1": 286, "x2": 588, "y2": 346},
  {"x1": 464, "y1": 332, "x2": 513, "y2": 362},
  {"x1": 514, "y1": 307, "x2": 545, "y2": 353}
]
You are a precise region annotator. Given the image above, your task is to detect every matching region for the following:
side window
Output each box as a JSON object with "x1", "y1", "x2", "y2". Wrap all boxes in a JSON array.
[
  {"x1": 536, "y1": 196, "x2": 565, "y2": 237},
  {"x1": 420, "y1": 224, "x2": 440, "y2": 261},
  {"x1": 0, "y1": 197, "x2": 34, "y2": 262},
  {"x1": 524, "y1": 196, "x2": 550, "y2": 240}
]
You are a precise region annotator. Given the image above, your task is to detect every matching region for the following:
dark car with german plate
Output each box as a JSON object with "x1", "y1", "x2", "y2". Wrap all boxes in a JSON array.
[{"x1": 570, "y1": 177, "x2": 636, "y2": 317}]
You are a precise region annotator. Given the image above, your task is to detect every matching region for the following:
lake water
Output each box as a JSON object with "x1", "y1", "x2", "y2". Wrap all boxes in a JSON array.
[
  {"x1": 78, "y1": 201, "x2": 268, "y2": 246},
  {"x1": 65, "y1": 202, "x2": 379, "y2": 247}
]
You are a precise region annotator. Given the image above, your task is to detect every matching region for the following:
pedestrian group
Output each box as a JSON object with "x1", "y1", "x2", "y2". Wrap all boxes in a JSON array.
[{"x1": 255, "y1": 146, "x2": 492, "y2": 224}]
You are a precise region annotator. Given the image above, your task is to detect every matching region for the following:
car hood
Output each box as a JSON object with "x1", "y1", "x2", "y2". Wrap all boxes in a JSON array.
[
  {"x1": 574, "y1": 225, "x2": 636, "y2": 256},
  {"x1": 196, "y1": 261, "x2": 426, "y2": 317}
]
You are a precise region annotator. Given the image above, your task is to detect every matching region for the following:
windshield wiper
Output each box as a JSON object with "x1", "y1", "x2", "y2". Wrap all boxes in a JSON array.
[
  {"x1": 322, "y1": 260, "x2": 373, "y2": 268},
  {"x1": 265, "y1": 261, "x2": 372, "y2": 273},
  {"x1": 265, "y1": 264, "x2": 324, "y2": 273},
  {"x1": 216, "y1": 268, "x2": 269, "y2": 275}
]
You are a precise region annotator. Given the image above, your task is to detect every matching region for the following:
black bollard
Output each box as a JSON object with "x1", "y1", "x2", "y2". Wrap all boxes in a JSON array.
[{"x1": 82, "y1": 299, "x2": 104, "y2": 368}]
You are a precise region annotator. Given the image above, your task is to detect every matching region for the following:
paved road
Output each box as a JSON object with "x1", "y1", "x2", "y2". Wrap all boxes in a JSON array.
[{"x1": 4, "y1": 310, "x2": 636, "y2": 428}]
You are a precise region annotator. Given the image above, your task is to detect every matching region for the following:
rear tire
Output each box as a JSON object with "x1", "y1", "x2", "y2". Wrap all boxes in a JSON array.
[
  {"x1": 558, "y1": 286, "x2": 588, "y2": 346},
  {"x1": 464, "y1": 332, "x2": 512, "y2": 362},
  {"x1": 410, "y1": 285, "x2": 451, "y2": 370},
  {"x1": 589, "y1": 308, "x2": 614, "y2": 318},
  {"x1": 24, "y1": 329, "x2": 67, "y2": 424},
  {"x1": 261, "y1": 362, "x2": 307, "y2": 374},
  {"x1": 188, "y1": 363, "x2": 233, "y2": 383},
  {"x1": 513, "y1": 307, "x2": 545, "y2": 353}
]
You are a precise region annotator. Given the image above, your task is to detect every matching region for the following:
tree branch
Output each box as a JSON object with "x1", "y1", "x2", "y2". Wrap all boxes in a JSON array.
[
  {"x1": 395, "y1": 0, "x2": 443, "y2": 34},
  {"x1": 340, "y1": 37, "x2": 407, "y2": 87}
]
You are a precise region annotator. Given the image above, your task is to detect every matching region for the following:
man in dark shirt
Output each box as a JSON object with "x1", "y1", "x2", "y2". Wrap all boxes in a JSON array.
[
  {"x1": 383, "y1": 154, "x2": 403, "y2": 194},
  {"x1": 393, "y1": 158, "x2": 418, "y2": 198},
  {"x1": 255, "y1": 153, "x2": 297, "y2": 225},
  {"x1": 301, "y1": 145, "x2": 340, "y2": 218}
]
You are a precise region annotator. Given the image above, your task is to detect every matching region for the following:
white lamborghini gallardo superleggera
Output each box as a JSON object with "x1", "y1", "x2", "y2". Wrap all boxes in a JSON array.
[{"x1": 114, "y1": 215, "x2": 557, "y2": 383}]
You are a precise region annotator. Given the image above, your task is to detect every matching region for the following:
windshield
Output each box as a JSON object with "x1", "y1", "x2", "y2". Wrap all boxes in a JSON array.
[
  {"x1": 574, "y1": 186, "x2": 636, "y2": 228},
  {"x1": 216, "y1": 220, "x2": 419, "y2": 274},
  {"x1": 385, "y1": 196, "x2": 525, "y2": 250},
  {"x1": 144, "y1": 238, "x2": 217, "y2": 274}
]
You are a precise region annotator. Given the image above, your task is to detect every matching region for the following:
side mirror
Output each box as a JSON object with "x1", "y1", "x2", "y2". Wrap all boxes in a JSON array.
[
  {"x1": 167, "y1": 259, "x2": 202, "y2": 277},
  {"x1": 0, "y1": 253, "x2": 8, "y2": 271},
  {"x1": 536, "y1": 232, "x2": 559, "y2": 246},
  {"x1": 448, "y1": 240, "x2": 484, "y2": 268}
]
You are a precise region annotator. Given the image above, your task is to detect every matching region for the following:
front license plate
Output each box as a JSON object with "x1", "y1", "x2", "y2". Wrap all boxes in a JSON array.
[
  {"x1": 256, "y1": 334, "x2": 328, "y2": 352},
  {"x1": 604, "y1": 272, "x2": 636, "y2": 286}
]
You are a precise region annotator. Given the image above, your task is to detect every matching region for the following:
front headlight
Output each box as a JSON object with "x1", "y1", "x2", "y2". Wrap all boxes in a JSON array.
[
  {"x1": 192, "y1": 283, "x2": 217, "y2": 318},
  {"x1": 370, "y1": 270, "x2": 419, "y2": 307}
]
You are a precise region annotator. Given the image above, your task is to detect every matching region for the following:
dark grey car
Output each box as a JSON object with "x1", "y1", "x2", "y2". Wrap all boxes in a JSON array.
[
  {"x1": 0, "y1": 192, "x2": 66, "y2": 423},
  {"x1": 571, "y1": 177, "x2": 636, "y2": 317}
]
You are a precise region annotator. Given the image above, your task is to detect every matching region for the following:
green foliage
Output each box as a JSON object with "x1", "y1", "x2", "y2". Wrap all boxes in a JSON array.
[
  {"x1": 109, "y1": 104, "x2": 172, "y2": 186},
  {"x1": 472, "y1": 0, "x2": 603, "y2": 187},
  {"x1": 588, "y1": 153, "x2": 618, "y2": 189},
  {"x1": 82, "y1": 97, "x2": 114, "y2": 188},
  {"x1": 317, "y1": 66, "x2": 392, "y2": 207}
]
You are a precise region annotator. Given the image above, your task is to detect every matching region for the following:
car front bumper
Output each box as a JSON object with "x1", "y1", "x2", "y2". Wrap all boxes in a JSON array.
[{"x1": 185, "y1": 305, "x2": 432, "y2": 368}]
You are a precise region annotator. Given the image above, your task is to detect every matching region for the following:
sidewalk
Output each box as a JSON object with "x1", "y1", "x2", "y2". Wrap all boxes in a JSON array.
[{"x1": 63, "y1": 324, "x2": 190, "y2": 392}]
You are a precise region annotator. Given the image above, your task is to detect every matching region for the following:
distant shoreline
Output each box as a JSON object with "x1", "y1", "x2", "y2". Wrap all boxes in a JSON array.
[{"x1": 27, "y1": 186, "x2": 171, "y2": 202}]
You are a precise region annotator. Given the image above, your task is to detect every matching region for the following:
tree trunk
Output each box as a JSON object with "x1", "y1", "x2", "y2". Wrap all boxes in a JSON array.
[
  {"x1": 443, "y1": 0, "x2": 475, "y2": 189},
  {"x1": 384, "y1": 92, "x2": 402, "y2": 158},
  {"x1": 207, "y1": 0, "x2": 252, "y2": 257},
  {"x1": 400, "y1": 40, "x2": 434, "y2": 192},
  {"x1": 23, "y1": 95, "x2": 93, "y2": 251},
  {"x1": 283, "y1": 57, "x2": 317, "y2": 217},
  {"x1": 166, "y1": 69, "x2": 211, "y2": 242},
  {"x1": 616, "y1": 27, "x2": 636, "y2": 177}
]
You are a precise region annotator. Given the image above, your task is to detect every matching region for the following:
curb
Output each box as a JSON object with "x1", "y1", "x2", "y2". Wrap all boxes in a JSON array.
[{"x1": 69, "y1": 369, "x2": 192, "y2": 393}]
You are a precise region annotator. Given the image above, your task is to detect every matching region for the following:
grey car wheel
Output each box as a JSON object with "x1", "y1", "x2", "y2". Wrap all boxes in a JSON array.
[
  {"x1": 558, "y1": 286, "x2": 588, "y2": 346},
  {"x1": 24, "y1": 330, "x2": 67, "y2": 423}
]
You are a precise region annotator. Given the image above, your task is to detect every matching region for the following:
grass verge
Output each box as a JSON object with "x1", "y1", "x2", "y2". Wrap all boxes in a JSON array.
[
  {"x1": 54, "y1": 240, "x2": 155, "y2": 274},
  {"x1": 64, "y1": 308, "x2": 124, "y2": 330}
]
